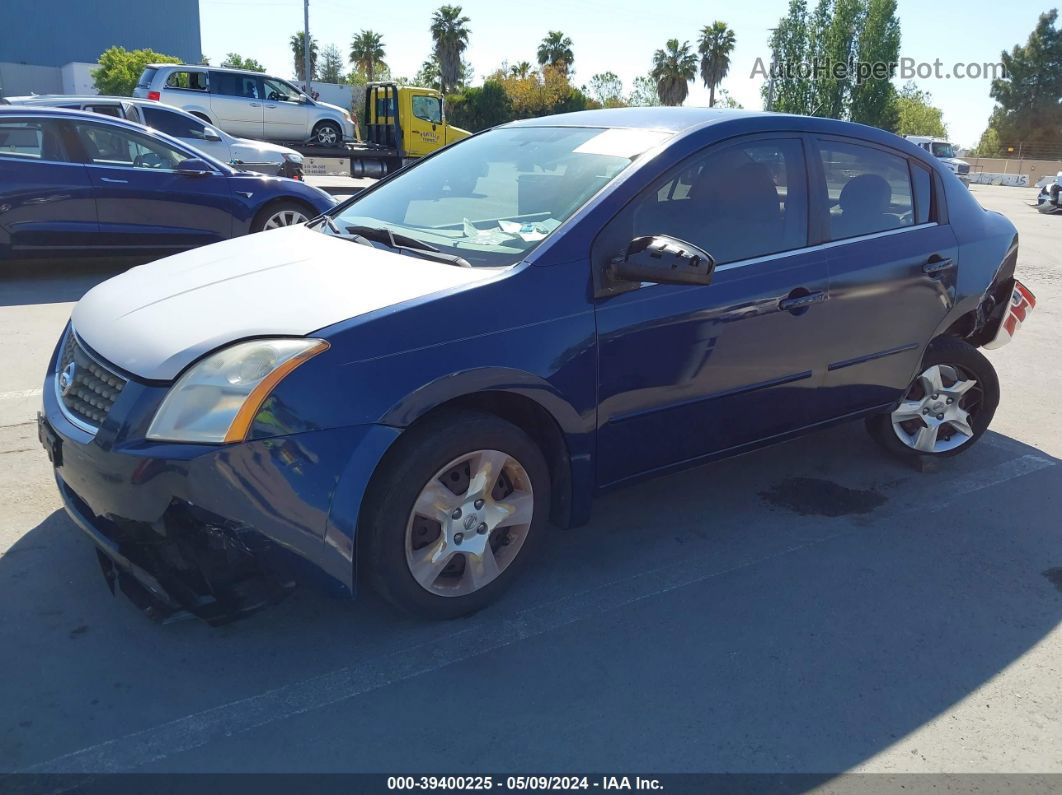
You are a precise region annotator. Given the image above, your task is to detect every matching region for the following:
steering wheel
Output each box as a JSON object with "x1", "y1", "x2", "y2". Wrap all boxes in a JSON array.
[
  {"x1": 268, "y1": 90, "x2": 281, "y2": 101},
  {"x1": 133, "y1": 152, "x2": 166, "y2": 169}
]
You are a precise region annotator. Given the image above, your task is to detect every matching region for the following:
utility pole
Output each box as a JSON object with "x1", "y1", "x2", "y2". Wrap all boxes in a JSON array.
[{"x1": 303, "y1": 0, "x2": 312, "y2": 96}]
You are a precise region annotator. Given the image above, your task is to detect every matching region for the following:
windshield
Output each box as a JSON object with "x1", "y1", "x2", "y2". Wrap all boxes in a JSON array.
[
  {"x1": 931, "y1": 142, "x2": 956, "y2": 158},
  {"x1": 330, "y1": 126, "x2": 671, "y2": 267}
]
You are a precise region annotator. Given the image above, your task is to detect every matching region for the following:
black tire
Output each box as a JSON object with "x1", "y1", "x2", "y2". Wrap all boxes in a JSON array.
[
  {"x1": 361, "y1": 410, "x2": 551, "y2": 619},
  {"x1": 866, "y1": 336, "x2": 1000, "y2": 460},
  {"x1": 250, "y1": 200, "x2": 314, "y2": 233},
  {"x1": 312, "y1": 121, "x2": 342, "y2": 147}
]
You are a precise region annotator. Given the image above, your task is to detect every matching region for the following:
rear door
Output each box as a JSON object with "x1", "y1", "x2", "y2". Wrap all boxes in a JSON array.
[
  {"x1": 208, "y1": 71, "x2": 264, "y2": 138},
  {"x1": 0, "y1": 116, "x2": 98, "y2": 257},
  {"x1": 594, "y1": 135, "x2": 833, "y2": 486},
  {"x1": 811, "y1": 136, "x2": 958, "y2": 417},
  {"x1": 261, "y1": 77, "x2": 309, "y2": 140},
  {"x1": 69, "y1": 119, "x2": 236, "y2": 251}
]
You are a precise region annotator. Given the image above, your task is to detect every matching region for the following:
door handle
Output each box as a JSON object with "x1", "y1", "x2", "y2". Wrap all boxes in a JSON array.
[
  {"x1": 249, "y1": 102, "x2": 260, "y2": 107},
  {"x1": 265, "y1": 104, "x2": 277, "y2": 109},
  {"x1": 779, "y1": 290, "x2": 828, "y2": 312},
  {"x1": 100, "y1": 177, "x2": 128, "y2": 184},
  {"x1": 922, "y1": 256, "x2": 954, "y2": 275}
]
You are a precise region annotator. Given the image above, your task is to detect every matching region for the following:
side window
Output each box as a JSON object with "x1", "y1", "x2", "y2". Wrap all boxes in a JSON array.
[
  {"x1": 412, "y1": 95, "x2": 442, "y2": 124},
  {"x1": 73, "y1": 123, "x2": 188, "y2": 170},
  {"x1": 142, "y1": 106, "x2": 208, "y2": 140},
  {"x1": 211, "y1": 72, "x2": 260, "y2": 99},
  {"x1": 817, "y1": 140, "x2": 914, "y2": 241},
  {"x1": 263, "y1": 78, "x2": 298, "y2": 102},
  {"x1": 165, "y1": 70, "x2": 208, "y2": 91},
  {"x1": 615, "y1": 138, "x2": 807, "y2": 266},
  {"x1": 911, "y1": 162, "x2": 932, "y2": 224},
  {"x1": 0, "y1": 119, "x2": 67, "y2": 161}
]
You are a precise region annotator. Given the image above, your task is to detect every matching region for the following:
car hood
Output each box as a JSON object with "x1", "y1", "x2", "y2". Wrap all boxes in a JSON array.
[
  {"x1": 230, "y1": 137, "x2": 300, "y2": 160},
  {"x1": 71, "y1": 225, "x2": 490, "y2": 381},
  {"x1": 317, "y1": 100, "x2": 347, "y2": 116}
]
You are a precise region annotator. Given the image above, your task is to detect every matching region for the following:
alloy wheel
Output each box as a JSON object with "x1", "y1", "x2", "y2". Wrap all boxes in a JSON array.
[
  {"x1": 891, "y1": 363, "x2": 982, "y2": 454},
  {"x1": 316, "y1": 125, "x2": 338, "y2": 145},
  {"x1": 405, "y1": 449, "x2": 534, "y2": 597},
  {"x1": 263, "y1": 209, "x2": 309, "y2": 229}
]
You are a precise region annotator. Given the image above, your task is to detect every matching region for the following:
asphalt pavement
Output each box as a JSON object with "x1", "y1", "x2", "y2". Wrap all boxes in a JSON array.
[{"x1": 0, "y1": 185, "x2": 1059, "y2": 776}]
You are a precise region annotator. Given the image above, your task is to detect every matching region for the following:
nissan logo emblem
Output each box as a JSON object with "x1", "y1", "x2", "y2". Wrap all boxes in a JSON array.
[{"x1": 59, "y1": 362, "x2": 77, "y2": 396}]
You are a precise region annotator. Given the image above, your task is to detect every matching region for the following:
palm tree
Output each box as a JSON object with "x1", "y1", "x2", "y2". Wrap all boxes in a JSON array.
[
  {"x1": 430, "y1": 5, "x2": 471, "y2": 94},
  {"x1": 509, "y1": 60, "x2": 534, "y2": 79},
  {"x1": 349, "y1": 30, "x2": 386, "y2": 83},
  {"x1": 651, "y1": 39, "x2": 697, "y2": 106},
  {"x1": 698, "y1": 21, "x2": 736, "y2": 107},
  {"x1": 290, "y1": 31, "x2": 318, "y2": 83},
  {"x1": 537, "y1": 31, "x2": 574, "y2": 75}
]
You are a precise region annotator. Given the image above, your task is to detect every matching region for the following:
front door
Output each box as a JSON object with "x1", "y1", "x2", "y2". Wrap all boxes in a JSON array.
[
  {"x1": 811, "y1": 137, "x2": 958, "y2": 418},
  {"x1": 208, "y1": 71, "x2": 264, "y2": 138},
  {"x1": 261, "y1": 77, "x2": 309, "y2": 140},
  {"x1": 69, "y1": 120, "x2": 235, "y2": 251},
  {"x1": 594, "y1": 136, "x2": 833, "y2": 487},
  {"x1": 406, "y1": 93, "x2": 443, "y2": 157}
]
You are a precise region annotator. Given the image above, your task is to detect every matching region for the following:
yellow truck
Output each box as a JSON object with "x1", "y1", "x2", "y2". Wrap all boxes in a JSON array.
[{"x1": 347, "y1": 82, "x2": 471, "y2": 177}]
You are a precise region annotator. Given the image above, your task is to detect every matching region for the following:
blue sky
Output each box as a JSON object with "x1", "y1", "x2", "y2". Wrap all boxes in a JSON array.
[{"x1": 199, "y1": 0, "x2": 1046, "y2": 146}]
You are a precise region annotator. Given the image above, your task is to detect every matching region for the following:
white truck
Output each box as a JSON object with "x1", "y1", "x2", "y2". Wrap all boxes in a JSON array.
[{"x1": 904, "y1": 136, "x2": 971, "y2": 187}]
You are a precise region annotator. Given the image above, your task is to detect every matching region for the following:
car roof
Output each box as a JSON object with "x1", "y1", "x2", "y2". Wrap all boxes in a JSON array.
[
  {"x1": 147, "y1": 63, "x2": 268, "y2": 78},
  {"x1": 4, "y1": 95, "x2": 128, "y2": 104}
]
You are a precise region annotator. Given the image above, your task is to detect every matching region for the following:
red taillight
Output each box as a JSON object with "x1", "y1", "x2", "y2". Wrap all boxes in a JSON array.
[{"x1": 147, "y1": 91, "x2": 160, "y2": 101}]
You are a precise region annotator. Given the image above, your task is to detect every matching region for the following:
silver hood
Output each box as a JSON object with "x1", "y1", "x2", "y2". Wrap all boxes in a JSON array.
[{"x1": 71, "y1": 225, "x2": 489, "y2": 380}]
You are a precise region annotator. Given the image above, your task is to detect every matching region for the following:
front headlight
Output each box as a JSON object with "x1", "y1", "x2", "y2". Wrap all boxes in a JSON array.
[
  {"x1": 147, "y1": 338, "x2": 329, "y2": 443},
  {"x1": 283, "y1": 152, "x2": 304, "y2": 164}
]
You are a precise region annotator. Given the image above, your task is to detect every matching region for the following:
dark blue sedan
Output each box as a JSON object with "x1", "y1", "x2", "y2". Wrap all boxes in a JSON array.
[
  {"x1": 0, "y1": 106, "x2": 334, "y2": 260},
  {"x1": 38, "y1": 107, "x2": 1034, "y2": 623}
]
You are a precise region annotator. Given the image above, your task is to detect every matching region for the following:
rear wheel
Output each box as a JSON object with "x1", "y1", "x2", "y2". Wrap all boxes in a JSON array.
[
  {"x1": 251, "y1": 201, "x2": 312, "y2": 232},
  {"x1": 362, "y1": 411, "x2": 550, "y2": 619},
  {"x1": 866, "y1": 337, "x2": 999, "y2": 460},
  {"x1": 312, "y1": 121, "x2": 342, "y2": 147}
]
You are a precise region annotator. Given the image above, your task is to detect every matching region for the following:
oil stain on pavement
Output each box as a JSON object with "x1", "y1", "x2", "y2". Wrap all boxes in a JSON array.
[{"x1": 759, "y1": 477, "x2": 887, "y2": 517}]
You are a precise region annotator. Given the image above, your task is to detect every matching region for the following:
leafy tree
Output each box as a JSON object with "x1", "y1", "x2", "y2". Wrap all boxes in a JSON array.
[
  {"x1": 92, "y1": 47, "x2": 180, "y2": 96},
  {"x1": 415, "y1": 57, "x2": 441, "y2": 89},
  {"x1": 894, "y1": 82, "x2": 947, "y2": 137},
  {"x1": 814, "y1": 0, "x2": 864, "y2": 118},
  {"x1": 537, "y1": 31, "x2": 574, "y2": 76},
  {"x1": 446, "y1": 80, "x2": 513, "y2": 130},
  {"x1": 988, "y1": 9, "x2": 1062, "y2": 147},
  {"x1": 651, "y1": 39, "x2": 697, "y2": 106},
  {"x1": 430, "y1": 5, "x2": 471, "y2": 95},
  {"x1": 349, "y1": 30, "x2": 386, "y2": 83},
  {"x1": 698, "y1": 21, "x2": 736, "y2": 107},
  {"x1": 495, "y1": 65, "x2": 591, "y2": 118},
  {"x1": 588, "y1": 71, "x2": 625, "y2": 106},
  {"x1": 509, "y1": 61, "x2": 534, "y2": 79},
  {"x1": 628, "y1": 73, "x2": 661, "y2": 106},
  {"x1": 220, "y1": 53, "x2": 265, "y2": 72},
  {"x1": 290, "y1": 31, "x2": 318, "y2": 83},
  {"x1": 315, "y1": 44, "x2": 344, "y2": 83},
  {"x1": 848, "y1": 0, "x2": 899, "y2": 130},
  {"x1": 761, "y1": 0, "x2": 812, "y2": 113},
  {"x1": 973, "y1": 126, "x2": 1002, "y2": 157},
  {"x1": 715, "y1": 88, "x2": 744, "y2": 109}
]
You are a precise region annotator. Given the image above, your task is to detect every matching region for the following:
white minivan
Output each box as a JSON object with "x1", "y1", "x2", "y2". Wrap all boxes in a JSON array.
[{"x1": 133, "y1": 64, "x2": 356, "y2": 146}]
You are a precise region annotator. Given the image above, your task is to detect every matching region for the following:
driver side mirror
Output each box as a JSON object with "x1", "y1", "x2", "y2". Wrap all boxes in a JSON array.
[
  {"x1": 202, "y1": 128, "x2": 222, "y2": 141},
  {"x1": 607, "y1": 235, "x2": 715, "y2": 286},
  {"x1": 175, "y1": 158, "x2": 214, "y2": 176}
]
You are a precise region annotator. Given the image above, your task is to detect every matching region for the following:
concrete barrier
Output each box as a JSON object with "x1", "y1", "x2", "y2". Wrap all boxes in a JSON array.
[{"x1": 969, "y1": 172, "x2": 1030, "y2": 187}]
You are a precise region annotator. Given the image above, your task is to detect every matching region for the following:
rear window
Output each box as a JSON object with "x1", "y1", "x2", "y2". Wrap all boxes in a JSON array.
[
  {"x1": 0, "y1": 120, "x2": 65, "y2": 160},
  {"x1": 136, "y1": 67, "x2": 158, "y2": 88}
]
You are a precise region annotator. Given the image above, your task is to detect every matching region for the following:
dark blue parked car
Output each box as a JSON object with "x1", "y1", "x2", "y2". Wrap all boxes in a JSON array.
[
  {"x1": 0, "y1": 106, "x2": 334, "y2": 260},
  {"x1": 38, "y1": 108, "x2": 1035, "y2": 623}
]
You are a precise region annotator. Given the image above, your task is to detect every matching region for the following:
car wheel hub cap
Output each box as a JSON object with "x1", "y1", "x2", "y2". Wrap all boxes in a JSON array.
[
  {"x1": 263, "y1": 210, "x2": 309, "y2": 229},
  {"x1": 891, "y1": 363, "x2": 980, "y2": 454},
  {"x1": 405, "y1": 449, "x2": 533, "y2": 598}
]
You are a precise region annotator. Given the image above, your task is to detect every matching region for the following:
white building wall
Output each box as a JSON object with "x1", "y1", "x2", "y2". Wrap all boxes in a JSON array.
[{"x1": 61, "y1": 62, "x2": 99, "y2": 95}]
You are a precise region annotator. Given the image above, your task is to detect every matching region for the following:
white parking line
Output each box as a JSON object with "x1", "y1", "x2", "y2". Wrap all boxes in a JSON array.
[
  {"x1": 0, "y1": 389, "x2": 42, "y2": 401},
  {"x1": 17, "y1": 451, "x2": 1056, "y2": 776}
]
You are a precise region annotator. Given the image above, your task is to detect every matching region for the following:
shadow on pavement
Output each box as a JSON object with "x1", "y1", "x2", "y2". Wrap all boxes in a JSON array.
[
  {"x1": 0, "y1": 258, "x2": 148, "y2": 308},
  {"x1": 1, "y1": 422, "x2": 1060, "y2": 773}
]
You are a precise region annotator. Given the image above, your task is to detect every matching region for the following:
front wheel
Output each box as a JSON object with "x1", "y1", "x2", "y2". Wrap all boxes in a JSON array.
[
  {"x1": 251, "y1": 201, "x2": 312, "y2": 232},
  {"x1": 312, "y1": 121, "x2": 342, "y2": 147},
  {"x1": 866, "y1": 336, "x2": 999, "y2": 460},
  {"x1": 362, "y1": 411, "x2": 550, "y2": 619}
]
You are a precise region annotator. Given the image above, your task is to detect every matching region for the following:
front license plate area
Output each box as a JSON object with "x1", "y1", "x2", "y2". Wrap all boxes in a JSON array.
[{"x1": 37, "y1": 413, "x2": 62, "y2": 466}]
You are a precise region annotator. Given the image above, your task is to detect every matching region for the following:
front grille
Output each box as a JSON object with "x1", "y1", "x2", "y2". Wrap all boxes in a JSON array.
[
  {"x1": 957, "y1": 163, "x2": 970, "y2": 175},
  {"x1": 56, "y1": 332, "x2": 127, "y2": 430}
]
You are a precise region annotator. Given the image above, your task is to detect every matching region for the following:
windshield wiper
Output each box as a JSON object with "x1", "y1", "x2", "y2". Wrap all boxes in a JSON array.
[{"x1": 345, "y1": 224, "x2": 471, "y2": 268}]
